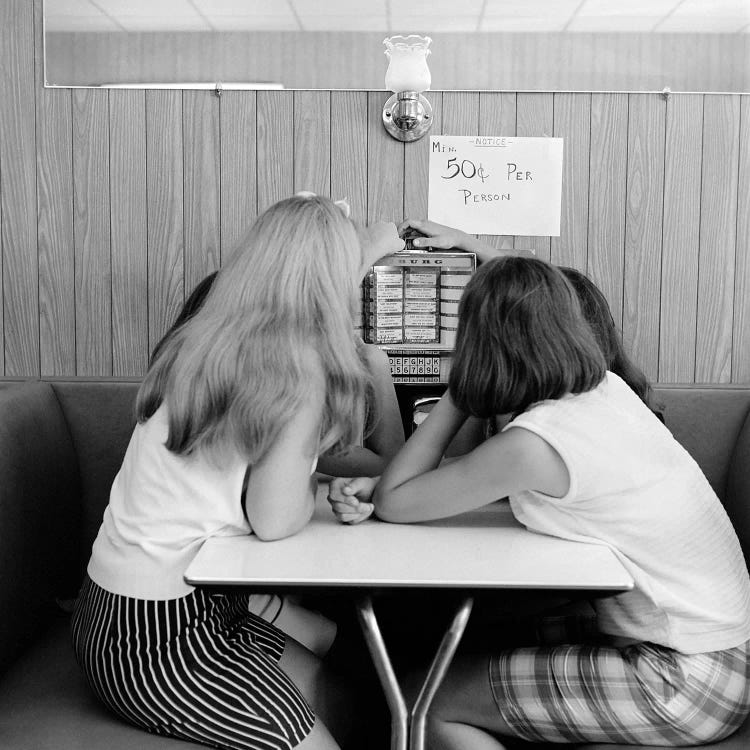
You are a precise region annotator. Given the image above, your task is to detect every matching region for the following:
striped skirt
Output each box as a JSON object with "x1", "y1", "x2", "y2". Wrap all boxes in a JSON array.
[
  {"x1": 72, "y1": 576, "x2": 315, "y2": 750},
  {"x1": 489, "y1": 620, "x2": 750, "y2": 745}
]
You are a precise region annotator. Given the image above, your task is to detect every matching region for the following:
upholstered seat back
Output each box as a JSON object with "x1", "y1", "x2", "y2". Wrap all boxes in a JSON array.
[
  {"x1": 655, "y1": 385, "x2": 750, "y2": 503},
  {"x1": 0, "y1": 382, "x2": 81, "y2": 674},
  {"x1": 726, "y1": 408, "x2": 750, "y2": 567},
  {"x1": 49, "y1": 380, "x2": 140, "y2": 573}
]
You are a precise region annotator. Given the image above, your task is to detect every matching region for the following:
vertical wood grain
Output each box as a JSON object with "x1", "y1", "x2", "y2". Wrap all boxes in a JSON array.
[
  {"x1": 36, "y1": 86, "x2": 75, "y2": 375},
  {"x1": 734, "y1": 96, "x2": 750, "y2": 382},
  {"x1": 110, "y1": 90, "x2": 148, "y2": 376},
  {"x1": 478, "y1": 92, "x2": 516, "y2": 249},
  {"x1": 72, "y1": 88, "x2": 111, "y2": 375},
  {"x1": 331, "y1": 92, "x2": 368, "y2": 224},
  {"x1": 220, "y1": 92, "x2": 257, "y2": 258},
  {"x1": 404, "y1": 92, "x2": 443, "y2": 221},
  {"x1": 0, "y1": 0, "x2": 39, "y2": 375},
  {"x1": 588, "y1": 93, "x2": 629, "y2": 329},
  {"x1": 367, "y1": 91, "x2": 404, "y2": 224},
  {"x1": 623, "y1": 94, "x2": 665, "y2": 381},
  {"x1": 294, "y1": 91, "x2": 331, "y2": 196},
  {"x1": 35, "y1": 0, "x2": 75, "y2": 376},
  {"x1": 516, "y1": 94, "x2": 554, "y2": 260},
  {"x1": 441, "y1": 93, "x2": 480, "y2": 140},
  {"x1": 552, "y1": 94, "x2": 590, "y2": 270},
  {"x1": 696, "y1": 95, "x2": 740, "y2": 383},
  {"x1": 183, "y1": 91, "x2": 220, "y2": 294},
  {"x1": 256, "y1": 91, "x2": 294, "y2": 213},
  {"x1": 659, "y1": 94, "x2": 703, "y2": 383},
  {"x1": 3, "y1": 1, "x2": 750, "y2": 394},
  {"x1": 146, "y1": 90, "x2": 183, "y2": 355}
]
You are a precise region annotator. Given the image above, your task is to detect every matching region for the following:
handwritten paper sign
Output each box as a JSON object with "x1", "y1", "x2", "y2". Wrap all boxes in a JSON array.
[{"x1": 428, "y1": 136, "x2": 564, "y2": 236}]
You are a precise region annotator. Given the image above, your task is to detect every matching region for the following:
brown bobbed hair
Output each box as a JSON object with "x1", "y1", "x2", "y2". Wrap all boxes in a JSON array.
[
  {"x1": 449, "y1": 256, "x2": 606, "y2": 418},
  {"x1": 559, "y1": 266, "x2": 658, "y2": 413}
]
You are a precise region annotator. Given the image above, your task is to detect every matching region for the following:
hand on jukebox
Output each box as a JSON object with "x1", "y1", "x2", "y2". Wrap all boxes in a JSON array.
[
  {"x1": 357, "y1": 221, "x2": 405, "y2": 276},
  {"x1": 397, "y1": 218, "x2": 475, "y2": 252},
  {"x1": 397, "y1": 218, "x2": 530, "y2": 264}
]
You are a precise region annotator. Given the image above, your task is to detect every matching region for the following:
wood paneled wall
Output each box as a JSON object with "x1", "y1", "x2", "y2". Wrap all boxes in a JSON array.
[{"x1": 1, "y1": 0, "x2": 749, "y2": 383}]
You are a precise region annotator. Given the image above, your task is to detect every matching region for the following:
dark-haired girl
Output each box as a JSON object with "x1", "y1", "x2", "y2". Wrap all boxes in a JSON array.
[
  {"x1": 558, "y1": 266, "x2": 663, "y2": 419},
  {"x1": 329, "y1": 256, "x2": 750, "y2": 748}
]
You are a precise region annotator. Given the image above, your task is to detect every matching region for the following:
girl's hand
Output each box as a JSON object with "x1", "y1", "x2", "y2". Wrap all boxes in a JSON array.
[
  {"x1": 398, "y1": 218, "x2": 480, "y2": 252},
  {"x1": 327, "y1": 476, "x2": 378, "y2": 524},
  {"x1": 358, "y1": 222, "x2": 405, "y2": 276},
  {"x1": 397, "y1": 218, "x2": 528, "y2": 264}
]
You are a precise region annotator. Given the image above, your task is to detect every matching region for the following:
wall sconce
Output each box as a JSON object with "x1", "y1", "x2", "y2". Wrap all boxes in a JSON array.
[{"x1": 382, "y1": 35, "x2": 433, "y2": 143}]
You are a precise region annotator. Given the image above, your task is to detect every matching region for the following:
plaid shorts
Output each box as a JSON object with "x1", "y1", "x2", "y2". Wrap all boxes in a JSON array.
[{"x1": 489, "y1": 618, "x2": 750, "y2": 745}]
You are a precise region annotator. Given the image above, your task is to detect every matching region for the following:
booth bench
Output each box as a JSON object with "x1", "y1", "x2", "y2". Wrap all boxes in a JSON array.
[{"x1": 1, "y1": 378, "x2": 749, "y2": 750}]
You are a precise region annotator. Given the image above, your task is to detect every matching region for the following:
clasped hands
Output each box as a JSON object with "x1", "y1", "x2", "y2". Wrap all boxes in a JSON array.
[
  {"x1": 327, "y1": 476, "x2": 379, "y2": 525},
  {"x1": 331, "y1": 219, "x2": 495, "y2": 526}
]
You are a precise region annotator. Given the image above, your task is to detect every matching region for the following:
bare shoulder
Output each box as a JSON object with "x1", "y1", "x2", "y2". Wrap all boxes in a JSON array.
[
  {"x1": 289, "y1": 346, "x2": 327, "y2": 415},
  {"x1": 478, "y1": 425, "x2": 569, "y2": 497},
  {"x1": 298, "y1": 343, "x2": 327, "y2": 380},
  {"x1": 499, "y1": 423, "x2": 552, "y2": 449},
  {"x1": 479, "y1": 425, "x2": 554, "y2": 467},
  {"x1": 359, "y1": 342, "x2": 390, "y2": 373}
]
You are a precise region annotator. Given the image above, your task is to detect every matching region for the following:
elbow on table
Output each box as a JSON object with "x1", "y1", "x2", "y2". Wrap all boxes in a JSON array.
[
  {"x1": 250, "y1": 506, "x2": 313, "y2": 542},
  {"x1": 373, "y1": 485, "x2": 412, "y2": 524},
  {"x1": 247, "y1": 485, "x2": 316, "y2": 541},
  {"x1": 252, "y1": 522, "x2": 299, "y2": 542},
  {"x1": 253, "y1": 527, "x2": 295, "y2": 542}
]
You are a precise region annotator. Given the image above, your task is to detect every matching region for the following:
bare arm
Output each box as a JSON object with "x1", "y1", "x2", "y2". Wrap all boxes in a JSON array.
[
  {"x1": 362, "y1": 344, "x2": 405, "y2": 463},
  {"x1": 397, "y1": 218, "x2": 534, "y2": 264},
  {"x1": 357, "y1": 221, "x2": 405, "y2": 277},
  {"x1": 244, "y1": 382, "x2": 323, "y2": 541},
  {"x1": 443, "y1": 416, "x2": 487, "y2": 458},
  {"x1": 373, "y1": 392, "x2": 569, "y2": 523},
  {"x1": 317, "y1": 344, "x2": 405, "y2": 477}
]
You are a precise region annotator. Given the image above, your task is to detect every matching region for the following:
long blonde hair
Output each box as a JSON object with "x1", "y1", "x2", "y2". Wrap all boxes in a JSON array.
[{"x1": 137, "y1": 194, "x2": 368, "y2": 465}]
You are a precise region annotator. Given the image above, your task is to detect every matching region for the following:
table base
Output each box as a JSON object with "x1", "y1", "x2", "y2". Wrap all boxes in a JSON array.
[{"x1": 356, "y1": 594, "x2": 474, "y2": 750}]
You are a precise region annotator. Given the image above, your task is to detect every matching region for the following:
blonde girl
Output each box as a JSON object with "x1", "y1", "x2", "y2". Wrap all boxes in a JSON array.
[{"x1": 73, "y1": 194, "x2": 403, "y2": 750}]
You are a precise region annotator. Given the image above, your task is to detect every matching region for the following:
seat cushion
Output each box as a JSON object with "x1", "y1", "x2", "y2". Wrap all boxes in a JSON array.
[
  {"x1": 508, "y1": 715, "x2": 750, "y2": 749},
  {"x1": 581, "y1": 712, "x2": 750, "y2": 750},
  {"x1": 0, "y1": 615, "x2": 201, "y2": 750}
]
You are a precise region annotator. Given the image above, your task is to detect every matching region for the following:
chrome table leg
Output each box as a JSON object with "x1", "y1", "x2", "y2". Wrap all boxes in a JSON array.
[
  {"x1": 409, "y1": 596, "x2": 474, "y2": 750},
  {"x1": 356, "y1": 595, "x2": 408, "y2": 750}
]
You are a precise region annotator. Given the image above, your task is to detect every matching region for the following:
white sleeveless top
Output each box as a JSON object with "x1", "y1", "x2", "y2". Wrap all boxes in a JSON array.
[
  {"x1": 88, "y1": 406, "x2": 250, "y2": 600},
  {"x1": 506, "y1": 372, "x2": 750, "y2": 654}
]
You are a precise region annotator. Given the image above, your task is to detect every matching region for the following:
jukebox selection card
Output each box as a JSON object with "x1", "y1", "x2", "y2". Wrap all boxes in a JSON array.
[
  {"x1": 365, "y1": 265, "x2": 440, "y2": 345},
  {"x1": 361, "y1": 251, "x2": 476, "y2": 382}
]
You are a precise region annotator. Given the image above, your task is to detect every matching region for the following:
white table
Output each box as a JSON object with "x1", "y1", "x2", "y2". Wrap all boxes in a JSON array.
[{"x1": 185, "y1": 484, "x2": 633, "y2": 750}]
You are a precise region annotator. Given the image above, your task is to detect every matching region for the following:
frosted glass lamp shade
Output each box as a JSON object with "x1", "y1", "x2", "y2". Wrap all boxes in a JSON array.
[
  {"x1": 382, "y1": 35, "x2": 434, "y2": 143},
  {"x1": 384, "y1": 35, "x2": 432, "y2": 94}
]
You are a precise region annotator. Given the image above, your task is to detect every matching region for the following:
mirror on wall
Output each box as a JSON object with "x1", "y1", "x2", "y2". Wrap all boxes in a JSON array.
[{"x1": 44, "y1": 0, "x2": 750, "y2": 92}]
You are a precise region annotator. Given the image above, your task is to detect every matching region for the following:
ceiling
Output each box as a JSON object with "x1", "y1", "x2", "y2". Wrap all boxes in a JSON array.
[{"x1": 44, "y1": 0, "x2": 750, "y2": 34}]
